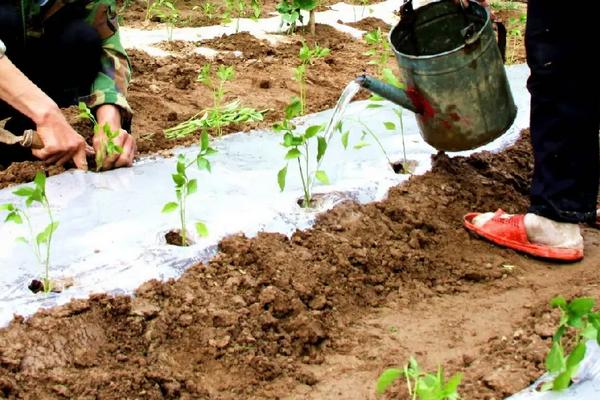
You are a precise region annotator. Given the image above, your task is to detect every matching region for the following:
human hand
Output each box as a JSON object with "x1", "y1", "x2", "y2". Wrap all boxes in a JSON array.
[
  {"x1": 31, "y1": 108, "x2": 90, "y2": 170},
  {"x1": 93, "y1": 127, "x2": 136, "y2": 170},
  {"x1": 94, "y1": 104, "x2": 137, "y2": 171}
]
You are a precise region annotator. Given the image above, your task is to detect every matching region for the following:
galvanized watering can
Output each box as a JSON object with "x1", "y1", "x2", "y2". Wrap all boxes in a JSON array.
[{"x1": 357, "y1": 0, "x2": 516, "y2": 151}]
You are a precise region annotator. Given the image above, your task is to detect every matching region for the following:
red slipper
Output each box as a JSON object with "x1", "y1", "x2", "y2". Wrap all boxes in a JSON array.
[{"x1": 463, "y1": 209, "x2": 583, "y2": 262}]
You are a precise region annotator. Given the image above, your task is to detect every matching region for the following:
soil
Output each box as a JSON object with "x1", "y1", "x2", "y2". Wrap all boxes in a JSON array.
[
  {"x1": 0, "y1": 3, "x2": 564, "y2": 400},
  {"x1": 3, "y1": 131, "x2": 600, "y2": 400}
]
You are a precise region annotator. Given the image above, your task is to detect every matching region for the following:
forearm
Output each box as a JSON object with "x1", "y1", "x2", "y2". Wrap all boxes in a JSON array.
[
  {"x1": 0, "y1": 55, "x2": 59, "y2": 126},
  {"x1": 96, "y1": 104, "x2": 122, "y2": 130}
]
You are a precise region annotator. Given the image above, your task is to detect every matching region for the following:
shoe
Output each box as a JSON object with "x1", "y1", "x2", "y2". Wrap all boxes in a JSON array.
[{"x1": 463, "y1": 209, "x2": 583, "y2": 262}]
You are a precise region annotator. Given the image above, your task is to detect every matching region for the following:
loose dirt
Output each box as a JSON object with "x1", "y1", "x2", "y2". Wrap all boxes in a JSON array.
[{"x1": 3, "y1": 131, "x2": 600, "y2": 399}]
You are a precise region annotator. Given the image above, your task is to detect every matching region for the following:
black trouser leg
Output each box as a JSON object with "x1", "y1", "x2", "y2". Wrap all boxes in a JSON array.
[
  {"x1": 0, "y1": 9, "x2": 102, "y2": 166},
  {"x1": 526, "y1": 0, "x2": 600, "y2": 224}
]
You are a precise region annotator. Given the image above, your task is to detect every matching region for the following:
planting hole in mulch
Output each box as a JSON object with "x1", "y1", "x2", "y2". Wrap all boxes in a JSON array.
[
  {"x1": 165, "y1": 230, "x2": 194, "y2": 246},
  {"x1": 391, "y1": 159, "x2": 418, "y2": 174}
]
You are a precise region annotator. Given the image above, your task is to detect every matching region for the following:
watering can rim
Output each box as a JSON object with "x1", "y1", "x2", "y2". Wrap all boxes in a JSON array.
[{"x1": 387, "y1": 0, "x2": 491, "y2": 61}]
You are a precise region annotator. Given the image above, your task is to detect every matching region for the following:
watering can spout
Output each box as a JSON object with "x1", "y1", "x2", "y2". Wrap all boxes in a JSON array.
[{"x1": 355, "y1": 75, "x2": 421, "y2": 114}]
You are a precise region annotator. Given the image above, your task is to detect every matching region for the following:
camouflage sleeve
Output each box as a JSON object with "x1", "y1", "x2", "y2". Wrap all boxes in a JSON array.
[{"x1": 81, "y1": 0, "x2": 133, "y2": 130}]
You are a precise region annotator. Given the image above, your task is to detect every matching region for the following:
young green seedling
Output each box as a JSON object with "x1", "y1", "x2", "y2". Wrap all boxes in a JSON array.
[
  {"x1": 251, "y1": 0, "x2": 262, "y2": 19},
  {"x1": 222, "y1": 0, "x2": 248, "y2": 32},
  {"x1": 1, "y1": 171, "x2": 58, "y2": 293},
  {"x1": 376, "y1": 357, "x2": 462, "y2": 400},
  {"x1": 293, "y1": 42, "x2": 330, "y2": 115},
  {"x1": 542, "y1": 296, "x2": 600, "y2": 391},
  {"x1": 164, "y1": 64, "x2": 265, "y2": 139},
  {"x1": 78, "y1": 102, "x2": 123, "y2": 172},
  {"x1": 147, "y1": 0, "x2": 180, "y2": 40},
  {"x1": 364, "y1": 27, "x2": 392, "y2": 78},
  {"x1": 276, "y1": 0, "x2": 317, "y2": 34},
  {"x1": 276, "y1": 98, "x2": 337, "y2": 208},
  {"x1": 162, "y1": 131, "x2": 216, "y2": 246}
]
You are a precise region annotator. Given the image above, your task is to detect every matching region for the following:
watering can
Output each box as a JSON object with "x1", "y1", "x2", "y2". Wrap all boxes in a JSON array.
[{"x1": 356, "y1": 0, "x2": 516, "y2": 151}]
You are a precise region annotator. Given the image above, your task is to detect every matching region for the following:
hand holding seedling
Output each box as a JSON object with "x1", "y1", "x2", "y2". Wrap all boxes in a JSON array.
[
  {"x1": 79, "y1": 102, "x2": 136, "y2": 171},
  {"x1": 95, "y1": 104, "x2": 137, "y2": 170}
]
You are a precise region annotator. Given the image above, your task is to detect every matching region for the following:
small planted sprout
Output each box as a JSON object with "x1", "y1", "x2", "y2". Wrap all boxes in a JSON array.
[
  {"x1": 276, "y1": 0, "x2": 316, "y2": 34},
  {"x1": 162, "y1": 131, "x2": 216, "y2": 246},
  {"x1": 294, "y1": 42, "x2": 330, "y2": 115},
  {"x1": 364, "y1": 27, "x2": 392, "y2": 78},
  {"x1": 376, "y1": 357, "x2": 462, "y2": 400},
  {"x1": 78, "y1": 102, "x2": 123, "y2": 172},
  {"x1": 164, "y1": 64, "x2": 265, "y2": 139},
  {"x1": 276, "y1": 98, "x2": 337, "y2": 208},
  {"x1": 147, "y1": 0, "x2": 180, "y2": 40},
  {"x1": 1, "y1": 171, "x2": 58, "y2": 293},
  {"x1": 541, "y1": 296, "x2": 600, "y2": 391}
]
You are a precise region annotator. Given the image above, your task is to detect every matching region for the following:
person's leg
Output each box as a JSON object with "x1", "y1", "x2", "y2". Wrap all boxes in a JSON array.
[
  {"x1": 466, "y1": 0, "x2": 599, "y2": 260},
  {"x1": 526, "y1": 0, "x2": 600, "y2": 224}
]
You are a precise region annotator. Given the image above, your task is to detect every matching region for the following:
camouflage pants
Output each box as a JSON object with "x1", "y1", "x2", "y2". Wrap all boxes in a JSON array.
[{"x1": 0, "y1": 2, "x2": 102, "y2": 164}]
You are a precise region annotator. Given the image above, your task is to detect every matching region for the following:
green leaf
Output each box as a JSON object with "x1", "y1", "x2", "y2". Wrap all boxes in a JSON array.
[
  {"x1": 552, "y1": 370, "x2": 572, "y2": 391},
  {"x1": 36, "y1": 221, "x2": 59, "y2": 245},
  {"x1": 195, "y1": 221, "x2": 209, "y2": 237},
  {"x1": 201, "y1": 130, "x2": 210, "y2": 151},
  {"x1": 5, "y1": 212, "x2": 22, "y2": 224},
  {"x1": 0, "y1": 203, "x2": 14, "y2": 212},
  {"x1": 550, "y1": 296, "x2": 568, "y2": 310},
  {"x1": 384, "y1": 121, "x2": 396, "y2": 130},
  {"x1": 197, "y1": 157, "x2": 211, "y2": 172},
  {"x1": 15, "y1": 236, "x2": 28, "y2": 244},
  {"x1": 162, "y1": 202, "x2": 179, "y2": 213},
  {"x1": 33, "y1": 171, "x2": 46, "y2": 191},
  {"x1": 13, "y1": 187, "x2": 35, "y2": 198},
  {"x1": 285, "y1": 98, "x2": 302, "y2": 120},
  {"x1": 176, "y1": 159, "x2": 186, "y2": 175},
  {"x1": 277, "y1": 165, "x2": 288, "y2": 191},
  {"x1": 341, "y1": 131, "x2": 349, "y2": 149},
  {"x1": 375, "y1": 368, "x2": 403, "y2": 395},
  {"x1": 172, "y1": 173, "x2": 186, "y2": 186},
  {"x1": 316, "y1": 137, "x2": 327, "y2": 162},
  {"x1": 354, "y1": 141, "x2": 370, "y2": 149},
  {"x1": 285, "y1": 148, "x2": 302, "y2": 160},
  {"x1": 187, "y1": 179, "x2": 198, "y2": 195},
  {"x1": 546, "y1": 341, "x2": 565, "y2": 373},
  {"x1": 566, "y1": 342, "x2": 587, "y2": 370},
  {"x1": 444, "y1": 372, "x2": 463, "y2": 395},
  {"x1": 382, "y1": 68, "x2": 403, "y2": 88},
  {"x1": 315, "y1": 170, "x2": 329, "y2": 185},
  {"x1": 304, "y1": 125, "x2": 322, "y2": 139},
  {"x1": 366, "y1": 103, "x2": 384, "y2": 109},
  {"x1": 568, "y1": 298, "x2": 595, "y2": 319}
]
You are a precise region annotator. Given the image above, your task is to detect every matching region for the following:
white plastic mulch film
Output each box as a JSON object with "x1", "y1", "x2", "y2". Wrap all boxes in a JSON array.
[
  {"x1": 507, "y1": 341, "x2": 600, "y2": 399},
  {"x1": 0, "y1": 65, "x2": 530, "y2": 327}
]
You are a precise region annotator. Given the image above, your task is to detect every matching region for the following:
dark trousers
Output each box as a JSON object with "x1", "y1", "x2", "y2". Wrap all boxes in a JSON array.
[
  {"x1": 526, "y1": 0, "x2": 600, "y2": 223},
  {"x1": 0, "y1": 3, "x2": 102, "y2": 164}
]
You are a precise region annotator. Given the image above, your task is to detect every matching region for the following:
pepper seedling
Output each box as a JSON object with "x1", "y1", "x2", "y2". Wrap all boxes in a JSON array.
[
  {"x1": 147, "y1": 0, "x2": 180, "y2": 40},
  {"x1": 164, "y1": 65, "x2": 265, "y2": 139},
  {"x1": 376, "y1": 357, "x2": 462, "y2": 400},
  {"x1": 162, "y1": 130, "x2": 216, "y2": 246},
  {"x1": 293, "y1": 42, "x2": 330, "y2": 115},
  {"x1": 78, "y1": 102, "x2": 123, "y2": 172},
  {"x1": 0, "y1": 171, "x2": 58, "y2": 293},
  {"x1": 276, "y1": 98, "x2": 336, "y2": 208},
  {"x1": 542, "y1": 296, "x2": 600, "y2": 391},
  {"x1": 276, "y1": 0, "x2": 316, "y2": 34}
]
